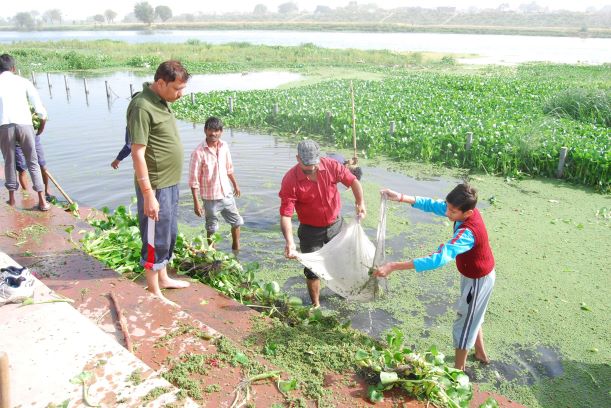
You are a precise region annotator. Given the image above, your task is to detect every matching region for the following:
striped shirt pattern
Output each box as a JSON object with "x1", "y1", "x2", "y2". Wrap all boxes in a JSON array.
[{"x1": 188, "y1": 140, "x2": 234, "y2": 200}]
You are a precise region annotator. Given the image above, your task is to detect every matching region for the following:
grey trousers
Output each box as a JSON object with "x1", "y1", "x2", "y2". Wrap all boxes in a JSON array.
[{"x1": 0, "y1": 124, "x2": 44, "y2": 192}]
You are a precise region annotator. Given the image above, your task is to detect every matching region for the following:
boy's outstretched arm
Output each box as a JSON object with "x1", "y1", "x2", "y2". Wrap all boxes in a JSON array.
[
  {"x1": 381, "y1": 189, "x2": 447, "y2": 216},
  {"x1": 374, "y1": 228, "x2": 474, "y2": 277},
  {"x1": 374, "y1": 260, "x2": 415, "y2": 277},
  {"x1": 381, "y1": 188, "x2": 416, "y2": 205}
]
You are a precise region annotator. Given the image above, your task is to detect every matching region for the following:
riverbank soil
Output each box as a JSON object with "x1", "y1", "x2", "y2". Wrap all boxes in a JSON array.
[{"x1": 0, "y1": 171, "x2": 525, "y2": 406}]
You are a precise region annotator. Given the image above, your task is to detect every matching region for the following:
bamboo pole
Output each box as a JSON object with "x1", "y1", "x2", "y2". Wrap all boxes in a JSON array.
[
  {"x1": 350, "y1": 81, "x2": 357, "y2": 162},
  {"x1": 109, "y1": 292, "x2": 133, "y2": 353},
  {"x1": 0, "y1": 352, "x2": 9, "y2": 408},
  {"x1": 44, "y1": 169, "x2": 74, "y2": 206}
]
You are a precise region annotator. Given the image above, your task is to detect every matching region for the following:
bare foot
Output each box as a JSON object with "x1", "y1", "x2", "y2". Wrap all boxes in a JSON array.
[
  {"x1": 159, "y1": 278, "x2": 191, "y2": 289},
  {"x1": 158, "y1": 296, "x2": 179, "y2": 308},
  {"x1": 7, "y1": 191, "x2": 15, "y2": 206},
  {"x1": 474, "y1": 353, "x2": 490, "y2": 364},
  {"x1": 146, "y1": 288, "x2": 180, "y2": 307}
]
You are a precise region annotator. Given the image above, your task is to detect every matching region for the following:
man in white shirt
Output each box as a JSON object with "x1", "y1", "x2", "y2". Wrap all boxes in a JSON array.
[{"x1": 0, "y1": 54, "x2": 49, "y2": 211}]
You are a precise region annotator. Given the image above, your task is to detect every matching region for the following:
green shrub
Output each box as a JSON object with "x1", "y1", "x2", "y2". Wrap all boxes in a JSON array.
[
  {"x1": 126, "y1": 55, "x2": 162, "y2": 68},
  {"x1": 543, "y1": 88, "x2": 611, "y2": 127},
  {"x1": 62, "y1": 51, "x2": 110, "y2": 70}
]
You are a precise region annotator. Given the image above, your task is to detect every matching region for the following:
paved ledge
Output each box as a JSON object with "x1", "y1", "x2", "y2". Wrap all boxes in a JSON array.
[{"x1": 0, "y1": 252, "x2": 197, "y2": 408}]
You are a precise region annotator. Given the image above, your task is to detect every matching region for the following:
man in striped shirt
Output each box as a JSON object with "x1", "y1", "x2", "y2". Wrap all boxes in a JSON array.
[
  {"x1": 374, "y1": 183, "x2": 495, "y2": 372},
  {"x1": 189, "y1": 117, "x2": 243, "y2": 250}
]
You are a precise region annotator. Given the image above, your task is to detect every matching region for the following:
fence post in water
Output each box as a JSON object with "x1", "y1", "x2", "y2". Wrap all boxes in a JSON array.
[
  {"x1": 465, "y1": 132, "x2": 474, "y2": 151},
  {"x1": 30, "y1": 71, "x2": 36, "y2": 86},
  {"x1": 105, "y1": 81, "x2": 110, "y2": 98},
  {"x1": 389, "y1": 121, "x2": 396, "y2": 135},
  {"x1": 63, "y1": 75, "x2": 70, "y2": 92},
  {"x1": 83, "y1": 78, "x2": 89, "y2": 94},
  {"x1": 228, "y1": 97, "x2": 234, "y2": 113},
  {"x1": 556, "y1": 147, "x2": 568, "y2": 178},
  {"x1": 46, "y1": 73, "x2": 52, "y2": 89},
  {"x1": 129, "y1": 83, "x2": 134, "y2": 98},
  {"x1": 190, "y1": 92, "x2": 195, "y2": 104}
]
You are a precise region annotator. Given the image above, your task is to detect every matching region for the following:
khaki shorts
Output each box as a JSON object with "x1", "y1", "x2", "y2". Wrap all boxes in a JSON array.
[{"x1": 203, "y1": 194, "x2": 243, "y2": 233}]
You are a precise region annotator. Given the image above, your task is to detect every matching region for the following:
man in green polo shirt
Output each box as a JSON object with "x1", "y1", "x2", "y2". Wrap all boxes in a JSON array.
[{"x1": 127, "y1": 60, "x2": 191, "y2": 306}]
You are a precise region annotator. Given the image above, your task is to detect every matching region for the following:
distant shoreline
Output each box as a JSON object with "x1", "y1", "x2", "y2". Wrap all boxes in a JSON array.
[{"x1": 2, "y1": 21, "x2": 610, "y2": 39}]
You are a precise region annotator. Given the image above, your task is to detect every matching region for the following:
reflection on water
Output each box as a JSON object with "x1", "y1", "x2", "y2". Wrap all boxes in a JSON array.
[{"x1": 1, "y1": 30, "x2": 610, "y2": 64}]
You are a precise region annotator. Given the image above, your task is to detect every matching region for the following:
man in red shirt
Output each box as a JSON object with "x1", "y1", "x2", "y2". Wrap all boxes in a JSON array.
[{"x1": 279, "y1": 140, "x2": 366, "y2": 308}]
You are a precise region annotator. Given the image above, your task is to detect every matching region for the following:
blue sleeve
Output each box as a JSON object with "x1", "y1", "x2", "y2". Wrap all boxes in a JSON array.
[
  {"x1": 413, "y1": 227, "x2": 474, "y2": 272},
  {"x1": 115, "y1": 128, "x2": 132, "y2": 161},
  {"x1": 413, "y1": 196, "x2": 447, "y2": 217}
]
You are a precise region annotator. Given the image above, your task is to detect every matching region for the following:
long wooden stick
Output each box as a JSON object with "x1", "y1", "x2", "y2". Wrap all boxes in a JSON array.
[
  {"x1": 350, "y1": 81, "x2": 358, "y2": 162},
  {"x1": 109, "y1": 292, "x2": 133, "y2": 353},
  {"x1": 0, "y1": 352, "x2": 9, "y2": 408},
  {"x1": 44, "y1": 169, "x2": 74, "y2": 205}
]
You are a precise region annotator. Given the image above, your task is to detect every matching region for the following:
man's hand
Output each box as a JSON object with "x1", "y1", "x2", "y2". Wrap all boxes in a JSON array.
[
  {"x1": 111, "y1": 159, "x2": 120, "y2": 169},
  {"x1": 284, "y1": 242, "x2": 297, "y2": 259},
  {"x1": 234, "y1": 185, "x2": 241, "y2": 198},
  {"x1": 193, "y1": 200, "x2": 204, "y2": 217},
  {"x1": 36, "y1": 119, "x2": 46, "y2": 136},
  {"x1": 143, "y1": 191, "x2": 159, "y2": 221},
  {"x1": 356, "y1": 202, "x2": 366, "y2": 221}
]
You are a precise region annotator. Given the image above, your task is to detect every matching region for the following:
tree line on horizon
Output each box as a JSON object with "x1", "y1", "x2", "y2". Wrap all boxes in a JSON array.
[{"x1": 2, "y1": 1, "x2": 611, "y2": 30}]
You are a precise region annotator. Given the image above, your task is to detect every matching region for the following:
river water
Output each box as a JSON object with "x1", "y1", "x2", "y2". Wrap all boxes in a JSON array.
[
  {"x1": 2, "y1": 30, "x2": 610, "y2": 64},
  {"x1": 21, "y1": 71, "x2": 456, "y2": 220}
]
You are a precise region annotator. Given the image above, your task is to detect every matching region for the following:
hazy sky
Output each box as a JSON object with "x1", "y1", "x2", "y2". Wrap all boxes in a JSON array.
[{"x1": 2, "y1": 1, "x2": 610, "y2": 20}]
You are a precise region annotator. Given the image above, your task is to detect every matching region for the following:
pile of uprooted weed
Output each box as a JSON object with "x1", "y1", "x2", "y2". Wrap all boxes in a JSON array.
[{"x1": 81, "y1": 204, "x2": 497, "y2": 407}]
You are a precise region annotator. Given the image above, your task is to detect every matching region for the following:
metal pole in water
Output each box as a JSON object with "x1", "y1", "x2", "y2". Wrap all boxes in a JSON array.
[
  {"x1": 83, "y1": 78, "x2": 89, "y2": 94},
  {"x1": 30, "y1": 71, "x2": 36, "y2": 86},
  {"x1": 129, "y1": 83, "x2": 134, "y2": 98},
  {"x1": 105, "y1": 81, "x2": 110, "y2": 98},
  {"x1": 46, "y1": 73, "x2": 52, "y2": 88},
  {"x1": 191, "y1": 92, "x2": 195, "y2": 104},
  {"x1": 556, "y1": 147, "x2": 568, "y2": 178},
  {"x1": 64, "y1": 75, "x2": 70, "y2": 91}
]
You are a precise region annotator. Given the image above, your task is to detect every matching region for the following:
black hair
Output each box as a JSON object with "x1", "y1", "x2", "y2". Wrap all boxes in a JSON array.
[
  {"x1": 205, "y1": 116, "x2": 223, "y2": 131},
  {"x1": 446, "y1": 182, "x2": 478, "y2": 212},
  {"x1": 154, "y1": 60, "x2": 191, "y2": 83},
  {"x1": 348, "y1": 165, "x2": 363, "y2": 181},
  {"x1": 0, "y1": 54, "x2": 16, "y2": 73}
]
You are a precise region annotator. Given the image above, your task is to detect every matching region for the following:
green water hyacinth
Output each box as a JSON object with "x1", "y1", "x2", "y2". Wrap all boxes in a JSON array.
[
  {"x1": 356, "y1": 329, "x2": 473, "y2": 407},
  {"x1": 174, "y1": 65, "x2": 609, "y2": 191}
]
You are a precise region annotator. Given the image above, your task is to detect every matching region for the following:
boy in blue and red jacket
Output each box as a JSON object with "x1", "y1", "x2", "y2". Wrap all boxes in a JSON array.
[{"x1": 374, "y1": 182, "x2": 495, "y2": 372}]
